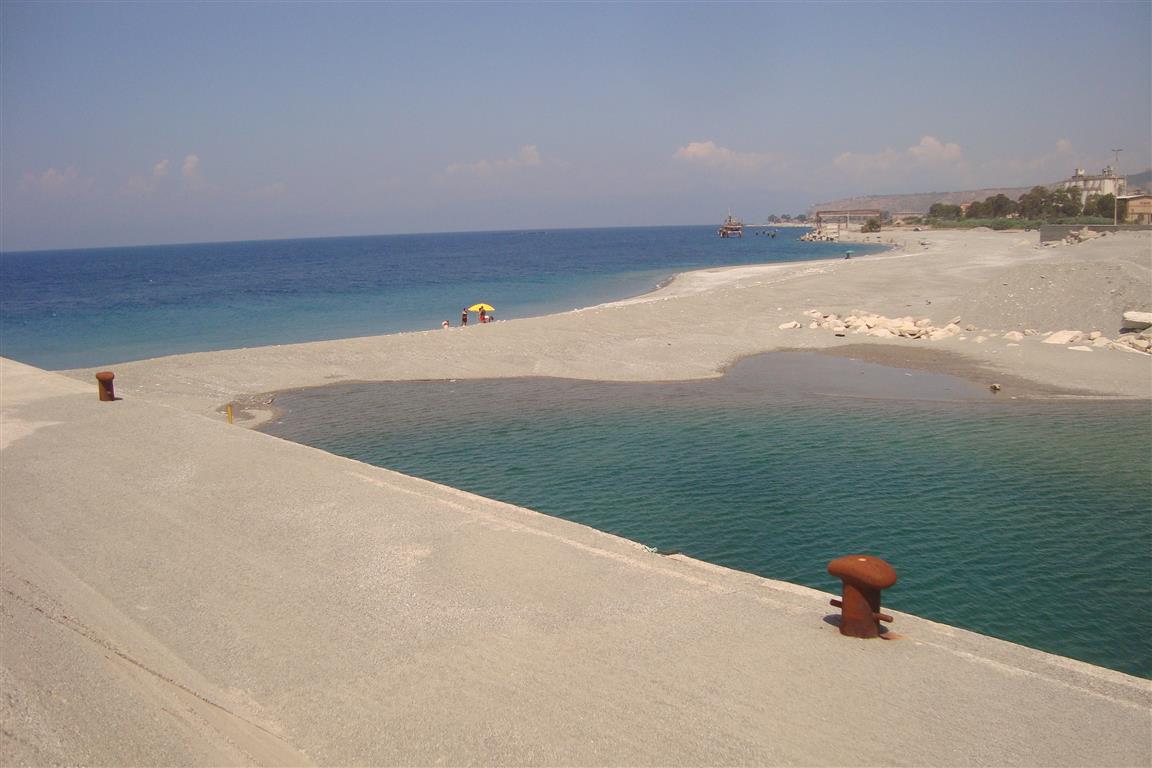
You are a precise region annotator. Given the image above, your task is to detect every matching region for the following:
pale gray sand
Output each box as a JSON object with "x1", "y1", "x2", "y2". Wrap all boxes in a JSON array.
[
  {"x1": 2, "y1": 359, "x2": 1149, "y2": 765},
  {"x1": 60, "y1": 229, "x2": 1151, "y2": 429}
]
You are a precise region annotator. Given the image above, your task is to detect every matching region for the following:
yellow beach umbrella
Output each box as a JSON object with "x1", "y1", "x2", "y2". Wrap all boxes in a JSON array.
[{"x1": 467, "y1": 303, "x2": 494, "y2": 312}]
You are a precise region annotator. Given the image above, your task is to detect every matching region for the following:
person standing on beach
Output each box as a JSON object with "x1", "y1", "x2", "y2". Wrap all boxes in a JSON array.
[
  {"x1": 461, "y1": 308, "x2": 468, "y2": 326},
  {"x1": 479, "y1": 308, "x2": 487, "y2": 324}
]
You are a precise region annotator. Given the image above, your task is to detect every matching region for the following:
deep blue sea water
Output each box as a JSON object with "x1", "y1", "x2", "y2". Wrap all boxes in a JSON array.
[
  {"x1": 0, "y1": 225, "x2": 863, "y2": 370},
  {"x1": 3, "y1": 226, "x2": 1149, "y2": 678}
]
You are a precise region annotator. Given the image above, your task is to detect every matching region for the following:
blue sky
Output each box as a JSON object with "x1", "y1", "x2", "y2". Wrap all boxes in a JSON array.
[{"x1": 2, "y1": 1, "x2": 1149, "y2": 250}]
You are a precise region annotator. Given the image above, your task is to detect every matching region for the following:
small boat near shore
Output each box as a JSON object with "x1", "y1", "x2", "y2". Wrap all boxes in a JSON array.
[{"x1": 717, "y1": 212, "x2": 744, "y2": 238}]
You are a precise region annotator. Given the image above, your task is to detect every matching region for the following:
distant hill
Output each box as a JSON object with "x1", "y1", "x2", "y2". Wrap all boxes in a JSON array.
[
  {"x1": 812, "y1": 170, "x2": 1151, "y2": 215},
  {"x1": 812, "y1": 187, "x2": 1033, "y2": 216},
  {"x1": 1125, "y1": 169, "x2": 1151, "y2": 191}
]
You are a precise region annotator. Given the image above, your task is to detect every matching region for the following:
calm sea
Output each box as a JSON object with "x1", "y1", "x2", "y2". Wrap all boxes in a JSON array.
[
  {"x1": 0, "y1": 225, "x2": 860, "y2": 370},
  {"x1": 3, "y1": 226, "x2": 1148, "y2": 677}
]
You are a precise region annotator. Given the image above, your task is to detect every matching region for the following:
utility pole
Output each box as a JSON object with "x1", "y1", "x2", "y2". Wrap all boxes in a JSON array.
[{"x1": 1111, "y1": 148, "x2": 1123, "y2": 225}]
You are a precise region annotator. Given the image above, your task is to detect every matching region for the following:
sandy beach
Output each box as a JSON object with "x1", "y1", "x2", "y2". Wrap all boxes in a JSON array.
[
  {"x1": 62, "y1": 228, "x2": 1151, "y2": 424},
  {"x1": 3, "y1": 228, "x2": 1151, "y2": 765}
]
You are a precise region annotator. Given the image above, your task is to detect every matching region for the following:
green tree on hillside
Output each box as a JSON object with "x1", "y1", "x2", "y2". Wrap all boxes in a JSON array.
[
  {"x1": 928, "y1": 203, "x2": 963, "y2": 220},
  {"x1": 1052, "y1": 187, "x2": 1083, "y2": 217},
  {"x1": 1017, "y1": 186, "x2": 1051, "y2": 220},
  {"x1": 988, "y1": 193, "x2": 1017, "y2": 218},
  {"x1": 1084, "y1": 193, "x2": 1116, "y2": 219}
]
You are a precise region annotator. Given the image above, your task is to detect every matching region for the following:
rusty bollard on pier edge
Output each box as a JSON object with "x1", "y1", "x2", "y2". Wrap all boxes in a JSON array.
[
  {"x1": 827, "y1": 554, "x2": 897, "y2": 638},
  {"x1": 95, "y1": 371, "x2": 116, "y2": 402}
]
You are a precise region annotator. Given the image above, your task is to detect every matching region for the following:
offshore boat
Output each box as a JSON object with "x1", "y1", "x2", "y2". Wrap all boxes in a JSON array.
[{"x1": 717, "y1": 212, "x2": 744, "y2": 238}]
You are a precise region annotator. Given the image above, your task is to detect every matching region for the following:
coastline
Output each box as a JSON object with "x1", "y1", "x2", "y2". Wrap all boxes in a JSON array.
[
  {"x1": 60, "y1": 228, "x2": 1151, "y2": 428},
  {"x1": 5, "y1": 228, "x2": 1152, "y2": 763}
]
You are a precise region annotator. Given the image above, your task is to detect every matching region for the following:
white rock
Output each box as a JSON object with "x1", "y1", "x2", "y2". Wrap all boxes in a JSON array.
[
  {"x1": 965, "y1": 324, "x2": 977, "y2": 332},
  {"x1": 915, "y1": 318, "x2": 933, "y2": 328},
  {"x1": 974, "y1": 336, "x2": 988, "y2": 343},
  {"x1": 1121, "y1": 311, "x2": 1152, "y2": 330},
  {"x1": 1043, "y1": 330, "x2": 1084, "y2": 345},
  {"x1": 1068, "y1": 346, "x2": 1093, "y2": 352},
  {"x1": 804, "y1": 309, "x2": 824, "y2": 319},
  {"x1": 1092, "y1": 336, "x2": 1111, "y2": 347},
  {"x1": 778, "y1": 321, "x2": 802, "y2": 330},
  {"x1": 1110, "y1": 342, "x2": 1147, "y2": 354},
  {"x1": 869, "y1": 328, "x2": 896, "y2": 338},
  {"x1": 809, "y1": 321, "x2": 820, "y2": 329},
  {"x1": 928, "y1": 329, "x2": 953, "y2": 341},
  {"x1": 948, "y1": 316, "x2": 961, "y2": 325},
  {"x1": 1087, "y1": 330, "x2": 1102, "y2": 341},
  {"x1": 1003, "y1": 331, "x2": 1025, "y2": 341}
]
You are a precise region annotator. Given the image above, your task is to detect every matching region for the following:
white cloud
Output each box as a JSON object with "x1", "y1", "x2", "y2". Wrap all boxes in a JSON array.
[
  {"x1": 673, "y1": 140, "x2": 780, "y2": 172},
  {"x1": 834, "y1": 135, "x2": 965, "y2": 176},
  {"x1": 20, "y1": 166, "x2": 93, "y2": 196},
  {"x1": 445, "y1": 144, "x2": 551, "y2": 176},
  {"x1": 973, "y1": 139, "x2": 1093, "y2": 186},
  {"x1": 181, "y1": 153, "x2": 203, "y2": 185}
]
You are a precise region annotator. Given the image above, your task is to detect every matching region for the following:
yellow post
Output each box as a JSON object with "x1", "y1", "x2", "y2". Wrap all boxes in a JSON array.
[{"x1": 226, "y1": 404, "x2": 234, "y2": 424}]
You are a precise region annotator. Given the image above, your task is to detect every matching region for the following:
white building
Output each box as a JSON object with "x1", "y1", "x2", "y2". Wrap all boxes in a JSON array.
[{"x1": 1061, "y1": 167, "x2": 1127, "y2": 204}]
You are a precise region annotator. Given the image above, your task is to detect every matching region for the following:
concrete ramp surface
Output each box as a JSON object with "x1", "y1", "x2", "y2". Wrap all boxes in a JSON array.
[{"x1": 2, "y1": 359, "x2": 1149, "y2": 766}]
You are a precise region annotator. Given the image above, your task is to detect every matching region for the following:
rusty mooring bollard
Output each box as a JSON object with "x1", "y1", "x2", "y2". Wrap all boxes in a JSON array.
[
  {"x1": 95, "y1": 371, "x2": 116, "y2": 401},
  {"x1": 827, "y1": 554, "x2": 897, "y2": 638}
]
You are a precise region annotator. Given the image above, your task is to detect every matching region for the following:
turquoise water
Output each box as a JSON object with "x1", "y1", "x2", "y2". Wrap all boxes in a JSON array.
[
  {"x1": 262, "y1": 353, "x2": 1152, "y2": 678},
  {"x1": 0, "y1": 226, "x2": 873, "y2": 370}
]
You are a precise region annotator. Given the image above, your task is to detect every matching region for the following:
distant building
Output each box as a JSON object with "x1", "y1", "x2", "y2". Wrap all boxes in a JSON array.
[
  {"x1": 1061, "y1": 167, "x2": 1127, "y2": 204},
  {"x1": 1119, "y1": 194, "x2": 1152, "y2": 224}
]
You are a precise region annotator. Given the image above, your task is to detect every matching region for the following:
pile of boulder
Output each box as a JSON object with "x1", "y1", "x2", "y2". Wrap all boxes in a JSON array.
[
  {"x1": 798, "y1": 229, "x2": 839, "y2": 242},
  {"x1": 775, "y1": 308, "x2": 1152, "y2": 355},
  {"x1": 782, "y1": 310, "x2": 978, "y2": 341},
  {"x1": 1063, "y1": 227, "x2": 1105, "y2": 245}
]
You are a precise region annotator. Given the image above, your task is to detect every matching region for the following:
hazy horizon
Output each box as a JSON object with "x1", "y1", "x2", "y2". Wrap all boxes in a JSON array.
[{"x1": 3, "y1": 2, "x2": 1149, "y2": 251}]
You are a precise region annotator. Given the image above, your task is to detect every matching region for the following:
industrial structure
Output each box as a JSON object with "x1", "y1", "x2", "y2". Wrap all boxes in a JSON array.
[
  {"x1": 1060, "y1": 166, "x2": 1127, "y2": 204},
  {"x1": 813, "y1": 209, "x2": 882, "y2": 227}
]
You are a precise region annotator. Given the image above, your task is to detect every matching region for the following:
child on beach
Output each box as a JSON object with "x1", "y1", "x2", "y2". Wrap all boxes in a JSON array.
[{"x1": 461, "y1": 309, "x2": 468, "y2": 326}]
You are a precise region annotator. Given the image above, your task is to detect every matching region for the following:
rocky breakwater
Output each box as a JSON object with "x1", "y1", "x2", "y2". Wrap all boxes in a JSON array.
[{"x1": 777, "y1": 308, "x2": 1152, "y2": 356}]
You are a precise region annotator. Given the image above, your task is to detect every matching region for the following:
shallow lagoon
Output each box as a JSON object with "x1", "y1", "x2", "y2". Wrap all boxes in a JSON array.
[{"x1": 263, "y1": 352, "x2": 1152, "y2": 678}]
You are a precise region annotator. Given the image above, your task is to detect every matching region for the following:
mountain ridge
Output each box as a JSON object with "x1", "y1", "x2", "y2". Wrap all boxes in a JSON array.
[{"x1": 812, "y1": 170, "x2": 1151, "y2": 215}]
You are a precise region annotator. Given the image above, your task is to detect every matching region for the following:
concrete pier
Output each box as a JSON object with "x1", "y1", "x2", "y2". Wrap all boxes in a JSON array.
[{"x1": 2, "y1": 357, "x2": 1149, "y2": 765}]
